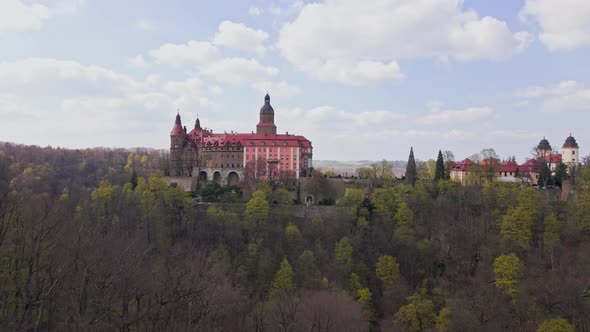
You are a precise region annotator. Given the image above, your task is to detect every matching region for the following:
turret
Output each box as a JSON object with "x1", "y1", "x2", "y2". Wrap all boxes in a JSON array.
[
  {"x1": 536, "y1": 137, "x2": 552, "y2": 157},
  {"x1": 562, "y1": 134, "x2": 580, "y2": 166},
  {"x1": 256, "y1": 93, "x2": 277, "y2": 135},
  {"x1": 170, "y1": 112, "x2": 185, "y2": 176},
  {"x1": 195, "y1": 115, "x2": 201, "y2": 130}
]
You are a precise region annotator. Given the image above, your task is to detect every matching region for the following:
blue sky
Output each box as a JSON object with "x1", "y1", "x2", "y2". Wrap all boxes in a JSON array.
[{"x1": 1, "y1": 0, "x2": 589, "y2": 162}]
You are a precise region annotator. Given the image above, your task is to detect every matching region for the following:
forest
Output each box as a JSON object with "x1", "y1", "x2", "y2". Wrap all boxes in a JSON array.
[{"x1": 0, "y1": 142, "x2": 589, "y2": 331}]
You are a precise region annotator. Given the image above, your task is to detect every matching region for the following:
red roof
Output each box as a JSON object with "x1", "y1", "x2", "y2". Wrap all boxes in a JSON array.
[
  {"x1": 170, "y1": 123, "x2": 184, "y2": 136},
  {"x1": 452, "y1": 158, "x2": 473, "y2": 171},
  {"x1": 185, "y1": 128, "x2": 312, "y2": 149},
  {"x1": 499, "y1": 161, "x2": 518, "y2": 173}
]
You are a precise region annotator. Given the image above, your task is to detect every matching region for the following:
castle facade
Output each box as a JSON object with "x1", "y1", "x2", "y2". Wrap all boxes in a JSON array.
[{"x1": 170, "y1": 94, "x2": 313, "y2": 186}]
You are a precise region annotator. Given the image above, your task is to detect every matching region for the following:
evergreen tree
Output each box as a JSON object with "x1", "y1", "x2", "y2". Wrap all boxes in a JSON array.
[
  {"x1": 405, "y1": 147, "x2": 417, "y2": 187},
  {"x1": 435, "y1": 150, "x2": 445, "y2": 182},
  {"x1": 130, "y1": 169, "x2": 138, "y2": 189}
]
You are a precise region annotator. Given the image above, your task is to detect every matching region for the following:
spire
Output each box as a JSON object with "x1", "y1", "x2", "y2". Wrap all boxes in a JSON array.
[
  {"x1": 175, "y1": 110, "x2": 181, "y2": 125},
  {"x1": 265, "y1": 92, "x2": 270, "y2": 103},
  {"x1": 195, "y1": 114, "x2": 201, "y2": 130}
]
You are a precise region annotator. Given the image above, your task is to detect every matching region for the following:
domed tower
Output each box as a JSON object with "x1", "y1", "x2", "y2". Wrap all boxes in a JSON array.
[
  {"x1": 536, "y1": 137, "x2": 552, "y2": 157},
  {"x1": 562, "y1": 134, "x2": 579, "y2": 166},
  {"x1": 170, "y1": 112, "x2": 185, "y2": 176},
  {"x1": 256, "y1": 93, "x2": 277, "y2": 135}
]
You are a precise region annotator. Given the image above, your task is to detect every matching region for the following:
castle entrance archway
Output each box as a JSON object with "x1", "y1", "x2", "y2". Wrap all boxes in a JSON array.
[
  {"x1": 213, "y1": 171, "x2": 221, "y2": 184},
  {"x1": 227, "y1": 171, "x2": 240, "y2": 186},
  {"x1": 199, "y1": 171, "x2": 208, "y2": 182}
]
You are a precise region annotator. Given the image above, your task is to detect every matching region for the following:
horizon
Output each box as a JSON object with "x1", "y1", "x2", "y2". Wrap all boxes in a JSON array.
[{"x1": 1, "y1": 0, "x2": 589, "y2": 162}]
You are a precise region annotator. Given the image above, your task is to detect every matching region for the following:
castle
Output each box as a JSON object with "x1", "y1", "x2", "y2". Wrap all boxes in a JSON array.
[
  {"x1": 170, "y1": 94, "x2": 313, "y2": 187},
  {"x1": 450, "y1": 135, "x2": 580, "y2": 186}
]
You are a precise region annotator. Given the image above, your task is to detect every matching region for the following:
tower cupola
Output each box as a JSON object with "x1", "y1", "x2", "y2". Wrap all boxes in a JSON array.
[
  {"x1": 171, "y1": 112, "x2": 184, "y2": 136},
  {"x1": 562, "y1": 133, "x2": 580, "y2": 166},
  {"x1": 256, "y1": 93, "x2": 277, "y2": 135}
]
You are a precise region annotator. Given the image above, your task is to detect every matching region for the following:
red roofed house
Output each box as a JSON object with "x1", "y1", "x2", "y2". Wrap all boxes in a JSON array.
[
  {"x1": 170, "y1": 94, "x2": 313, "y2": 186},
  {"x1": 450, "y1": 136, "x2": 580, "y2": 186}
]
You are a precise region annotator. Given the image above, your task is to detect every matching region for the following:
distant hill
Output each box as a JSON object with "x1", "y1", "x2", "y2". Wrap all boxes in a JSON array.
[{"x1": 314, "y1": 160, "x2": 407, "y2": 177}]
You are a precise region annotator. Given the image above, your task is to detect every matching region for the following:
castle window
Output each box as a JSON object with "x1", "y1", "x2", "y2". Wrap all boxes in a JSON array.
[
  {"x1": 573, "y1": 150, "x2": 576, "y2": 155},
  {"x1": 232, "y1": 164, "x2": 235, "y2": 168}
]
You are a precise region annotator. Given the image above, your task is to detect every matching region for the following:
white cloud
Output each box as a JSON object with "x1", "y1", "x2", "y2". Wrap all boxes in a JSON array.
[
  {"x1": 416, "y1": 106, "x2": 494, "y2": 125},
  {"x1": 135, "y1": 17, "x2": 158, "y2": 31},
  {"x1": 200, "y1": 57, "x2": 279, "y2": 84},
  {"x1": 520, "y1": 0, "x2": 590, "y2": 51},
  {"x1": 519, "y1": 80, "x2": 590, "y2": 112},
  {"x1": 129, "y1": 54, "x2": 149, "y2": 68},
  {"x1": 251, "y1": 80, "x2": 300, "y2": 97},
  {"x1": 278, "y1": 0, "x2": 531, "y2": 84},
  {"x1": 248, "y1": 6, "x2": 263, "y2": 16},
  {"x1": 212, "y1": 20, "x2": 269, "y2": 56},
  {"x1": 149, "y1": 41, "x2": 220, "y2": 66},
  {"x1": 0, "y1": 0, "x2": 83, "y2": 33}
]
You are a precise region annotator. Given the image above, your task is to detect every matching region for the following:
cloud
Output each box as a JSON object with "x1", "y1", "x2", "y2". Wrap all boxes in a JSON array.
[
  {"x1": 200, "y1": 57, "x2": 279, "y2": 84},
  {"x1": 251, "y1": 80, "x2": 300, "y2": 97},
  {"x1": 212, "y1": 20, "x2": 269, "y2": 56},
  {"x1": 135, "y1": 17, "x2": 158, "y2": 31},
  {"x1": 416, "y1": 106, "x2": 494, "y2": 125},
  {"x1": 149, "y1": 41, "x2": 220, "y2": 66},
  {"x1": 0, "y1": 58, "x2": 224, "y2": 147},
  {"x1": 278, "y1": 0, "x2": 531, "y2": 84},
  {"x1": 248, "y1": 6, "x2": 263, "y2": 16},
  {"x1": 129, "y1": 54, "x2": 149, "y2": 68},
  {"x1": 520, "y1": 0, "x2": 590, "y2": 51},
  {"x1": 518, "y1": 80, "x2": 590, "y2": 112},
  {"x1": 0, "y1": 0, "x2": 84, "y2": 33}
]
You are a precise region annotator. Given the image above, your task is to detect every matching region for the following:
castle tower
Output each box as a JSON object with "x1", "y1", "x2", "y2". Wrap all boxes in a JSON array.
[
  {"x1": 170, "y1": 112, "x2": 185, "y2": 176},
  {"x1": 536, "y1": 137, "x2": 552, "y2": 157},
  {"x1": 256, "y1": 93, "x2": 277, "y2": 135},
  {"x1": 562, "y1": 134, "x2": 579, "y2": 166}
]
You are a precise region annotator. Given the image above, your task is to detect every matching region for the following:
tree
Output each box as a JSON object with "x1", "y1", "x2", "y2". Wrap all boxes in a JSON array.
[
  {"x1": 394, "y1": 289, "x2": 437, "y2": 332},
  {"x1": 493, "y1": 253, "x2": 522, "y2": 301},
  {"x1": 269, "y1": 258, "x2": 295, "y2": 299},
  {"x1": 335, "y1": 236, "x2": 353, "y2": 268},
  {"x1": 394, "y1": 201, "x2": 415, "y2": 242},
  {"x1": 405, "y1": 147, "x2": 417, "y2": 186},
  {"x1": 554, "y1": 161, "x2": 567, "y2": 187},
  {"x1": 537, "y1": 317, "x2": 575, "y2": 332},
  {"x1": 375, "y1": 255, "x2": 400, "y2": 289},
  {"x1": 435, "y1": 150, "x2": 445, "y2": 181},
  {"x1": 244, "y1": 190, "x2": 270, "y2": 238}
]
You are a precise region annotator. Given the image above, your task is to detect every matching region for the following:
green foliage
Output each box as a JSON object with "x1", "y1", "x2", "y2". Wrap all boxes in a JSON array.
[
  {"x1": 297, "y1": 250, "x2": 320, "y2": 286},
  {"x1": 500, "y1": 206, "x2": 534, "y2": 250},
  {"x1": 244, "y1": 190, "x2": 270, "y2": 236},
  {"x1": 554, "y1": 162, "x2": 568, "y2": 187},
  {"x1": 435, "y1": 150, "x2": 446, "y2": 181},
  {"x1": 435, "y1": 306, "x2": 452, "y2": 331},
  {"x1": 349, "y1": 272, "x2": 362, "y2": 292},
  {"x1": 394, "y1": 289, "x2": 437, "y2": 332},
  {"x1": 405, "y1": 147, "x2": 417, "y2": 186},
  {"x1": 370, "y1": 187, "x2": 396, "y2": 221},
  {"x1": 269, "y1": 258, "x2": 295, "y2": 299},
  {"x1": 375, "y1": 255, "x2": 400, "y2": 289},
  {"x1": 537, "y1": 317, "x2": 575, "y2": 332},
  {"x1": 493, "y1": 253, "x2": 522, "y2": 301},
  {"x1": 394, "y1": 201, "x2": 415, "y2": 242},
  {"x1": 341, "y1": 188, "x2": 364, "y2": 207},
  {"x1": 569, "y1": 190, "x2": 590, "y2": 234},
  {"x1": 335, "y1": 236, "x2": 353, "y2": 267}
]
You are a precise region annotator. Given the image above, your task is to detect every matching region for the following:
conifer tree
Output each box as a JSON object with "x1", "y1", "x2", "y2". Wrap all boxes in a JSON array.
[
  {"x1": 435, "y1": 150, "x2": 445, "y2": 182},
  {"x1": 405, "y1": 147, "x2": 417, "y2": 186}
]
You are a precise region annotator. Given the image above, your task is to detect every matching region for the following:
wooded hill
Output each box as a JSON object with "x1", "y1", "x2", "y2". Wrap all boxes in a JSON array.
[{"x1": 0, "y1": 142, "x2": 588, "y2": 331}]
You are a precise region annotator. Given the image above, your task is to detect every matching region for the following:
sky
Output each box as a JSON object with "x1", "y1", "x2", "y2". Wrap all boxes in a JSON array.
[{"x1": 1, "y1": 0, "x2": 590, "y2": 162}]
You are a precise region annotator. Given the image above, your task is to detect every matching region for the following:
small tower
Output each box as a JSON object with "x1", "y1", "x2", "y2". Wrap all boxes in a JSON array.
[
  {"x1": 170, "y1": 112, "x2": 185, "y2": 176},
  {"x1": 536, "y1": 137, "x2": 552, "y2": 157},
  {"x1": 195, "y1": 115, "x2": 201, "y2": 130},
  {"x1": 256, "y1": 93, "x2": 277, "y2": 135},
  {"x1": 562, "y1": 134, "x2": 579, "y2": 166}
]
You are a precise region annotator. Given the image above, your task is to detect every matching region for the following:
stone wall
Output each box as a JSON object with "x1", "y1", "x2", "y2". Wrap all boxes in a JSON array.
[{"x1": 164, "y1": 176, "x2": 197, "y2": 191}]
